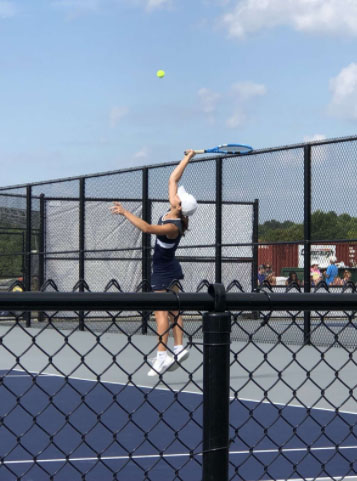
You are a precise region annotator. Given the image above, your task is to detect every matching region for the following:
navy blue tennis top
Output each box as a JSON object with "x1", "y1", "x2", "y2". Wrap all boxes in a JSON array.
[
  {"x1": 151, "y1": 214, "x2": 184, "y2": 289},
  {"x1": 153, "y1": 214, "x2": 182, "y2": 263}
]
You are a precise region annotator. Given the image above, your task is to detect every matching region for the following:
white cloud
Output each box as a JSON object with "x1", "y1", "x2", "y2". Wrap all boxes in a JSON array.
[
  {"x1": 221, "y1": 0, "x2": 357, "y2": 39},
  {"x1": 0, "y1": 1, "x2": 16, "y2": 18},
  {"x1": 133, "y1": 147, "x2": 150, "y2": 159},
  {"x1": 198, "y1": 82, "x2": 266, "y2": 127},
  {"x1": 109, "y1": 106, "x2": 129, "y2": 128},
  {"x1": 52, "y1": 0, "x2": 172, "y2": 16},
  {"x1": 328, "y1": 63, "x2": 357, "y2": 120},
  {"x1": 146, "y1": 0, "x2": 171, "y2": 10},
  {"x1": 227, "y1": 81, "x2": 266, "y2": 128},
  {"x1": 52, "y1": 0, "x2": 101, "y2": 13},
  {"x1": 198, "y1": 87, "x2": 221, "y2": 123},
  {"x1": 303, "y1": 134, "x2": 328, "y2": 164},
  {"x1": 51, "y1": 0, "x2": 107, "y2": 19},
  {"x1": 303, "y1": 134, "x2": 327, "y2": 142},
  {"x1": 230, "y1": 81, "x2": 266, "y2": 100},
  {"x1": 226, "y1": 112, "x2": 247, "y2": 128},
  {"x1": 198, "y1": 88, "x2": 221, "y2": 113}
]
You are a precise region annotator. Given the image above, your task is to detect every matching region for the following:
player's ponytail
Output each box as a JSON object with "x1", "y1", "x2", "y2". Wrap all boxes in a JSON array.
[{"x1": 180, "y1": 212, "x2": 189, "y2": 235}]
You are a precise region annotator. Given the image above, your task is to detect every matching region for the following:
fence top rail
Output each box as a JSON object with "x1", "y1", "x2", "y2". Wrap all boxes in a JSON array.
[
  {"x1": 0, "y1": 290, "x2": 357, "y2": 312},
  {"x1": 1, "y1": 134, "x2": 357, "y2": 192}
]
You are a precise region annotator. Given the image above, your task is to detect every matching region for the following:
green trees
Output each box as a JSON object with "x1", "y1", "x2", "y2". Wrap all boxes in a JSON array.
[
  {"x1": 259, "y1": 211, "x2": 357, "y2": 242},
  {"x1": 0, "y1": 230, "x2": 24, "y2": 278}
]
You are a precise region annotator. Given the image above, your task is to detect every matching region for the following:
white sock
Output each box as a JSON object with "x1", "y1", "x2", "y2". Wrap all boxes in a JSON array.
[
  {"x1": 174, "y1": 345, "x2": 183, "y2": 355},
  {"x1": 157, "y1": 351, "x2": 167, "y2": 360}
]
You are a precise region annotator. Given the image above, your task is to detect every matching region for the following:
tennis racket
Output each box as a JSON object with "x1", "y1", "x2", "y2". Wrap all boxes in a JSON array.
[{"x1": 185, "y1": 143, "x2": 253, "y2": 155}]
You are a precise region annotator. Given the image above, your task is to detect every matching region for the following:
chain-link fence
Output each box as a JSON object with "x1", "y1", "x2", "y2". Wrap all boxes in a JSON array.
[
  {"x1": 1, "y1": 136, "x2": 357, "y2": 297},
  {"x1": 0, "y1": 162, "x2": 256, "y2": 299},
  {"x1": 1, "y1": 136, "x2": 357, "y2": 479},
  {"x1": 1, "y1": 285, "x2": 357, "y2": 481},
  {"x1": 1, "y1": 135, "x2": 357, "y2": 335}
]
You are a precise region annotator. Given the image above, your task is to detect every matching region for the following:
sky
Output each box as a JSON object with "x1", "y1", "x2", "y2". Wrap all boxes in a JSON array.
[{"x1": 1, "y1": 0, "x2": 357, "y2": 186}]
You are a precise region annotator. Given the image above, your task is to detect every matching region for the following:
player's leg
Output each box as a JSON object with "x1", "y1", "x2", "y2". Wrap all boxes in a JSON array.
[
  {"x1": 155, "y1": 308, "x2": 170, "y2": 352},
  {"x1": 168, "y1": 284, "x2": 190, "y2": 368},
  {"x1": 148, "y1": 294, "x2": 174, "y2": 376}
]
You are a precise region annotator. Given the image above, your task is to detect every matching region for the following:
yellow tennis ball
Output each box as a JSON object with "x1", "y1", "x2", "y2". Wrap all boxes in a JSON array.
[{"x1": 156, "y1": 69, "x2": 165, "y2": 78}]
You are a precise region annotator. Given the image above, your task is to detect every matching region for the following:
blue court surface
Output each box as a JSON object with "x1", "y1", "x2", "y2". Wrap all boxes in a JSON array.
[{"x1": 0, "y1": 369, "x2": 356, "y2": 480}]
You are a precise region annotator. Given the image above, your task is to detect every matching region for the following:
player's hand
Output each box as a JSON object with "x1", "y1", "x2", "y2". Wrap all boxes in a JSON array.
[
  {"x1": 111, "y1": 202, "x2": 126, "y2": 216},
  {"x1": 184, "y1": 149, "x2": 196, "y2": 159}
]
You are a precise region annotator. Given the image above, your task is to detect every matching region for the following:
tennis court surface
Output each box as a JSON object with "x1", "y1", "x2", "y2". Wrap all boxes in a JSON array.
[{"x1": 1, "y1": 315, "x2": 357, "y2": 481}]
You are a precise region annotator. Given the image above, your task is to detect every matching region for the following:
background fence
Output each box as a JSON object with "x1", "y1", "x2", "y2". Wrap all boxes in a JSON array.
[{"x1": 1, "y1": 135, "x2": 357, "y2": 325}]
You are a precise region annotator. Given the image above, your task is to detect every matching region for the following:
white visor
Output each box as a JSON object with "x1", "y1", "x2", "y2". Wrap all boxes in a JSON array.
[{"x1": 177, "y1": 185, "x2": 198, "y2": 216}]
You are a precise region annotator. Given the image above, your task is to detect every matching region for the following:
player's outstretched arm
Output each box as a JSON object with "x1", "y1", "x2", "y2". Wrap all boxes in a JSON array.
[
  {"x1": 168, "y1": 150, "x2": 195, "y2": 207},
  {"x1": 111, "y1": 202, "x2": 178, "y2": 236}
]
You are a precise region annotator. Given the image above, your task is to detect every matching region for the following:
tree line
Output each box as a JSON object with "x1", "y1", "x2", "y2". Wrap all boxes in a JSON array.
[
  {"x1": 0, "y1": 229, "x2": 24, "y2": 278},
  {"x1": 259, "y1": 211, "x2": 357, "y2": 242}
]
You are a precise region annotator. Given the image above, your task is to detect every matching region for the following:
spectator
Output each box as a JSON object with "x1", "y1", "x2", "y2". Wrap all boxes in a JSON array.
[
  {"x1": 258, "y1": 265, "x2": 266, "y2": 285},
  {"x1": 324, "y1": 256, "x2": 338, "y2": 286},
  {"x1": 310, "y1": 263, "x2": 322, "y2": 286},
  {"x1": 333, "y1": 276, "x2": 343, "y2": 286},
  {"x1": 265, "y1": 264, "x2": 273, "y2": 276},
  {"x1": 285, "y1": 271, "x2": 300, "y2": 286},
  {"x1": 342, "y1": 270, "x2": 352, "y2": 285},
  {"x1": 265, "y1": 273, "x2": 276, "y2": 285}
]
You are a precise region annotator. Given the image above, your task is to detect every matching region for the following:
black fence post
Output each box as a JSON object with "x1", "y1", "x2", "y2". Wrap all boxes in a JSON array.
[
  {"x1": 304, "y1": 144, "x2": 312, "y2": 344},
  {"x1": 38, "y1": 194, "x2": 46, "y2": 323},
  {"x1": 39, "y1": 194, "x2": 45, "y2": 290},
  {"x1": 202, "y1": 283, "x2": 231, "y2": 481},
  {"x1": 79, "y1": 178, "x2": 85, "y2": 331},
  {"x1": 252, "y1": 198, "x2": 259, "y2": 291},
  {"x1": 141, "y1": 167, "x2": 150, "y2": 334},
  {"x1": 215, "y1": 158, "x2": 223, "y2": 283},
  {"x1": 24, "y1": 185, "x2": 32, "y2": 327}
]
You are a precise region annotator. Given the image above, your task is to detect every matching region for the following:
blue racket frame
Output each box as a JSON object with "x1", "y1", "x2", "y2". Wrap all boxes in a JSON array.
[{"x1": 204, "y1": 143, "x2": 253, "y2": 154}]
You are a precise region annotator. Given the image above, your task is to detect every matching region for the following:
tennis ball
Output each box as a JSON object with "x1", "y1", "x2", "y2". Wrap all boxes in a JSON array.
[{"x1": 156, "y1": 69, "x2": 165, "y2": 78}]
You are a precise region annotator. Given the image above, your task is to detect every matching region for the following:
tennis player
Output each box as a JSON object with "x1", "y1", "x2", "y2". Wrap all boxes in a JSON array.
[{"x1": 111, "y1": 150, "x2": 197, "y2": 376}]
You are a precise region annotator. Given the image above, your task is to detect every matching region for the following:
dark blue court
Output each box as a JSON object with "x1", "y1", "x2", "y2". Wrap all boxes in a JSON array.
[{"x1": 0, "y1": 370, "x2": 356, "y2": 480}]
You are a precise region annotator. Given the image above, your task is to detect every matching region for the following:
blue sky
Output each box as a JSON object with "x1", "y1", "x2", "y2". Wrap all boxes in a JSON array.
[{"x1": 1, "y1": 0, "x2": 357, "y2": 186}]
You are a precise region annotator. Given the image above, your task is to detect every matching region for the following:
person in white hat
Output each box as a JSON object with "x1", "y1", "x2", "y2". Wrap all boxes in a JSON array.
[{"x1": 111, "y1": 149, "x2": 197, "y2": 376}]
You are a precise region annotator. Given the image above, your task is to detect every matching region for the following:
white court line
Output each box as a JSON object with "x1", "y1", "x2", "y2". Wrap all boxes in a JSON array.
[
  {"x1": 232, "y1": 395, "x2": 357, "y2": 416},
  {"x1": 2, "y1": 444, "x2": 357, "y2": 466},
  {"x1": 267, "y1": 477, "x2": 357, "y2": 481},
  {"x1": 7, "y1": 369, "x2": 357, "y2": 415},
  {"x1": 7, "y1": 368, "x2": 204, "y2": 397},
  {"x1": 229, "y1": 445, "x2": 357, "y2": 455},
  {"x1": 1, "y1": 452, "x2": 195, "y2": 465}
]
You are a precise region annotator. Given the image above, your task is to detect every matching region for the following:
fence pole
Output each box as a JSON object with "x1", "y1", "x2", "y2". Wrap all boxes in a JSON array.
[
  {"x1": 39, "y1": 194, "x2": 45, "y2": 290},
  {"x1": 79, "y1": 178, "x2": 85, "y2": 331},
  {"x1": 202, "y1": 284, "x2": 231, "y2": 481},
  {"x1": 38, "y1": 193, "x2": 46, "y2": 323},
  {"x1": 24, "y1": 185, "x2": 32, "y2": 327},
  {"x1": 215, "y1": 158, "x2": 223, "y2": 283},
  {"x1": 141, "y1": 167, "x2": 150, "y2": 334},
  {"x1": 304, "y1": 144, "x2": 312, "y2": 344},
  {"x1": 252, "y1": 198, "x2": 259, "y2": 291}
]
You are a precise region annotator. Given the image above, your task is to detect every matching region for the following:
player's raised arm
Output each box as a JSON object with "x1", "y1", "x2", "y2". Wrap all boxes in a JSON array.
[{"x1": 168, "y1": 150, "x2": 195, "y2": 207}]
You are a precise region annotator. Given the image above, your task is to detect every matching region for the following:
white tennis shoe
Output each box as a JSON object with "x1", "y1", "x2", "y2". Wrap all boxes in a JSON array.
[
  {"x1": 167, "y1": 348, "x2": 190, "y2": 372},
  {"x1": 147, "y1": 355, "x2": 175, "y2": 377}
]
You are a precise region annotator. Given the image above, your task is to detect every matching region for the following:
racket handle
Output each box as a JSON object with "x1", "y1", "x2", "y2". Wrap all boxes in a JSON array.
[{"x1": 184, "y1": 149, "x2": 204, "y2": 155}]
